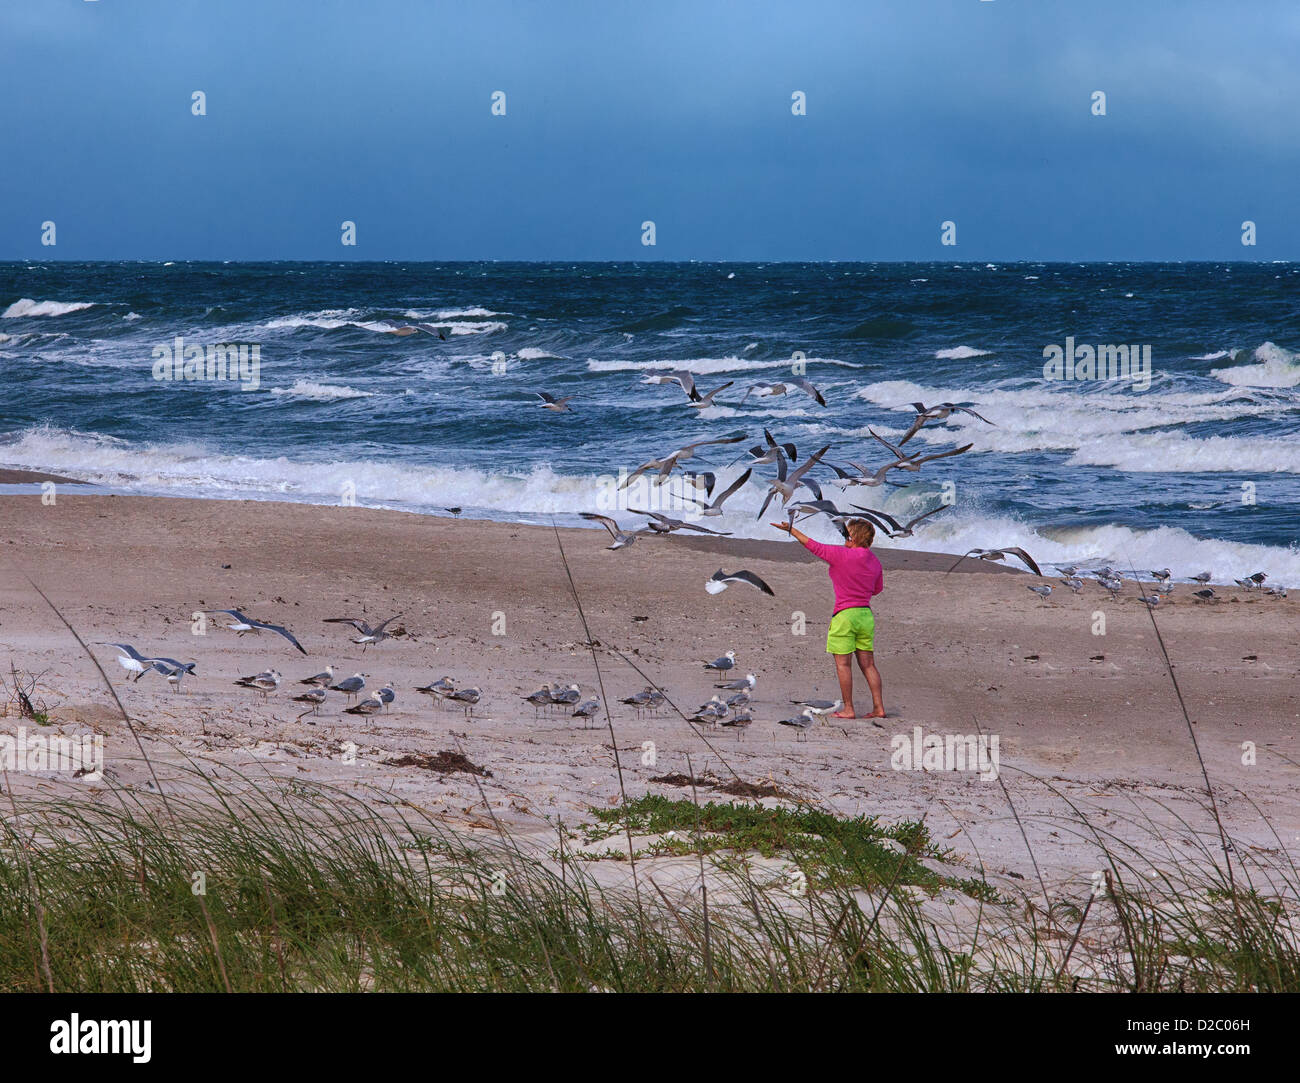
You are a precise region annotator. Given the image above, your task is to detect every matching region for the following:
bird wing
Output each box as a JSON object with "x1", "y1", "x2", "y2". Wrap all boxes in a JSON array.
[
  {"x1": 867, "y1": 428, "x2": 907, "y2": 460},
  {"x1": 371, "y1": 613, "x2": 404, "y2": 635},
  {"x1": 255, "y1": 619, "x2": 307, "y2": 654},
  {"x1": 791, "y1": 377, "x2": 826, "y2": 406},
  {"x1": 710, "y1": 468, "x2": 752, "y2": 508},
  {"x1": 729, "y1": 570, "x2": 774, "y2": 595},
  {"x1": 911, "y1": 442, "x2": 974, "y2": 466},
  {"x1": 895, "y1": 413, "x2": 930, "y2": 447},
  {"x1": 902, "y1": 504, "x2": 949, "y2": 531},
  {"x1": 1002, "y1": 547, "x2": 1043, "y2": 577},
  {"x1": 787, "y1": 444, "x2": 829, "y2": 483},
  {"x1": 579, "y1": 512, "x2": 621, "y2": 539},
  {"x1": 954, "y1": 405, "x2": 994, "y2": 425},
  {"x1": 324, "y1": 617, "x2": 372, "y2": 634},
  {"x1": 848, "y1": 505, "x2": 904, "y2": 533},
  {"x1": 535, "y1": 391, "x2": 557, "y2": 404}
]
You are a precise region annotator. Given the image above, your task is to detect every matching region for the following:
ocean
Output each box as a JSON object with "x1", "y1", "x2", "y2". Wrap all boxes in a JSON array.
[{"x1": 2, "y1": 261, "x2": 1298, "y2": 585}]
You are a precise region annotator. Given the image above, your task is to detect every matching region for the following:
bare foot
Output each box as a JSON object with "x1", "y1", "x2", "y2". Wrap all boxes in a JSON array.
[
  {"x1": 866, "y1": 709, "x2": 887, "y2": 719},
  {"x1": 831, "y1": 710, "x2": 856, "y2": 720}
]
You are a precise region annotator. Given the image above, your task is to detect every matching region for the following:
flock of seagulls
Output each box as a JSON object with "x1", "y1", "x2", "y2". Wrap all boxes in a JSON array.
[{"x1": 1000, "y1": 563, "x2": 1286, "y2": 607}]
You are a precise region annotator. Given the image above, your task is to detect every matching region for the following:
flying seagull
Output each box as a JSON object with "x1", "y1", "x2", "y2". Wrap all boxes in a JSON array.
[
  {"x1": 204, "y1": 610, "x2": 307, "y2": 654},
  {"x1": 322, "y1": 613, "x2": 403, "y2": 649},
  {"x1": 686, "y1": 380, "x2": 734, "y2": 409},
  {"x1": 705, "y1": 569, "x2": 775, "y2": 596},
  {"x1": 946, "y1": 547, "x2": 1043, "y2": 577},
  {"x1": 627, "y1": 509, "x2": 733, "y2": 535},
  {"x1": 641, "y1": 369, "x2": 701, "y2": 401},
  {"x1": 683, "y1": 468, "x2": 751, "y2": 516},
  {"x1": 579, "y1": 512, "x2": 643, "y2": 550},
  {"x1": 756, "y1": 444, "x2": 831, "y2": 518},
  {"x1": 621, "y1": 433, "x2": 749, "y2": 488},
  {"x1": 535, "y1": 391, "x2": 574, "y2": 413}
]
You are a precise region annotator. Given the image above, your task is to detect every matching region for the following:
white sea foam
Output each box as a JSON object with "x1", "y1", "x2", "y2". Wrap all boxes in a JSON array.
[
  {"x1": 404, "y1": 306, "x2": 503, "y2": 319},
  {"x1": 934, "y1": 346, "x2": 992, "y2": 360},
  {"x1": 268, "y1": 380, "x2": 375, "y2": 402},
  {"x1": 587, "y1": 355, "x2": 856, "y2": 375},
  {"x1": 517, "y1": 347, "x2": 563, "y2": 360},
  {"x1": 2, "y1": 298, "x2": 97, "y2": 318},
  {"x1": 1210, "y1": 342, "x2": 1300, "y2": 388},
  {"x1": 854, "y1": 379, "x2": 1298, "y2": 470},
  {"x1": 262, "y1": 308, "x2": 505, "y2": 336},
  {"x1": 5, "y1": 425, "x2": 1297, "y2": 584}
]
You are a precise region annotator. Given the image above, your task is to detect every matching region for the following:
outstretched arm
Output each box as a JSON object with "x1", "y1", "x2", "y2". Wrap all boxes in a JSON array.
[
  {"x1": 771, "y1": 521, "x2": 835, "y2": 561},
  {"x1": 771, "y1": 521, "x2": 812, "y2": 545}
]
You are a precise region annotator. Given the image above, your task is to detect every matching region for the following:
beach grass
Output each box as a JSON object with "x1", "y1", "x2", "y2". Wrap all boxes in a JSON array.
[{"x1": 1, "y1": 765, "x2": 1296, "y2": 993}]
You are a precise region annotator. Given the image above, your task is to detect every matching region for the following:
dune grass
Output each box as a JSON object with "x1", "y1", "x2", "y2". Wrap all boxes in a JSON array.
[{"x1": 1, "y1": 762, "x2": 1297, "y2": 993}]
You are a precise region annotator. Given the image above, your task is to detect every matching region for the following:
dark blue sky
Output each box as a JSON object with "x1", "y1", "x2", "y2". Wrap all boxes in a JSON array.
[{"x1": 3, "y1": 0, "x2": 1297, "y2": 260}]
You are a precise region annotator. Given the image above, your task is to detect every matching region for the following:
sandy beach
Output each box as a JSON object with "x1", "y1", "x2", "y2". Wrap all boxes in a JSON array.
[{"x1": 3, "y1": 487, "x2": 1297, "y2": 894}]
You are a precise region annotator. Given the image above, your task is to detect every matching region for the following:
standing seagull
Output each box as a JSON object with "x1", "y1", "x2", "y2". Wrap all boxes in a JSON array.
[
  {"x1": 715, "y1": 672, "x2": 757, "y2": 691},
  {"x1": 204, "y1": 610, "x2": 307, "y2": 654},
  {"x1": 292, "y1": 687, "x2": 328, "y2": 713},
  {"x1": 330, "y1": 672, "x2": 368, "y2": 702},
  {"x1": 235, "y1": 669, "x2": 281, "y2": 699},
  {"x1": 300, "y1": 666, "x2": 335, "y2": 688},
  {"x1": 449, "y1": 687, "x2": 482, "y2": 717},
  {"x1": 702, "y1": 650, "x2": 737, "y2": 672},
  {"x1": 572, "y1": 698, "x2": 601, "y2": 727},
  {"x1": 778, "y1": 708, "x2": 817, "y2": 740},
  {"x1": 345, "y1": 692, "x2": 385, "y2": 717}
]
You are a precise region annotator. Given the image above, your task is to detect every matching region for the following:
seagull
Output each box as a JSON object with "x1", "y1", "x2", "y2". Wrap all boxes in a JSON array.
[
  {"x1": 1191, "y1": 571, "x2": 1213, "y2": 584},
  {"x1": 620, "y1": 687, "x2": 658, "y2": 715},
  {"x1": 299, "y1": 666, "x2": 335, "y2": 688},
  {"x1": 1138, "y1": 594, "x2": 1162, "y2": 608},
  {"x1": 685, "y1": 380, "x2": 734, "y2": 409},
  {"x1": 684, "y1": 468, "x2": 751, "y2": 517},
  {"x1": 880, "y1": 503, "x2": 950, "y2": 539},
  {"x1": 572, "y1": 698, "x2": 601, "y2": 726},
  {"x1": 1027, "y1": 584, "x2": 1053, "y2": 601},
  {"x1": 106, "y1": 642, "x2": 152, "y2": 678},
  {"x1": 715, "y1": 672, "x2": 756, "y2": 691},
  {"x1": 867, "y1": 429, "x2": 975, "y2": 474},
  {"x1": 947, "y1": 547, "x2": 1044, "y2": 577},
  {"x1": 734, "y1": 430, "x2": 798, "y2": 466},
  {"x1": 725, "y1": 690, "x2": 752, "y2": 709},
  {"x1": 292, "y1": 687, "x2": 328, "y2": 712},
  {"x1": 793, "y1": 698, "x2": 842, "y2": 724},
  {"x1": 579, "y1": 512, "x2": 644, "y2": 550},
  {"x1": 1264, "y1": 586, "x2": 1289, "y2": 598},
  {"x1": 524, "y1": 684, "x2": 555, "y2": 715},
  {"x1": 143, "y1": 658, "x2": 196, "y2": 693},
  {"x1": 377, "y1": 685, "x2": 395, "y2": 712},
  {"x1": 641, "y1": 369, "x2": 701, "y2": 402},
  {"x1": 322, "y1": 613, "x2": 403, "y2": 650},
  {"x1": 1248, "y1": 572, "x2": 1268, "y2": 585},
  {"x1": 720, "y1": 711, "x2": 753, "y2": 734},
  {"x1": 756, "y1": 444, "x2": 831, "y2": 517},
  {"x1": 1061, "y1": 577, "x2": 1084, "y2": 593},
  {"x1": 204, "y1": 610, "x2": 307, "y2": 654},
  {"x1": 551, "y1": 684, "x2": 582, "y2": 708},
  {"x1": 627, "y1": 509, "x2": 732, "y2": 536},
  {"x1": 789, "y1": 376, "x2": 827, "y2": 406},
  {"x1": 345, "y1": 692, "x2": 385, "y2": 717},
  {"x1": 415, "y1": 676, "x2": 456, "y2": 706},
  {"x1": 449, "y1": 687, "x2": 482, "y2": 716},
  {"x1": 535, "y1": 391, "x2": 574, "y2": 412},
  {"x1": 740, "y1": 381, "x2": 790, "y2": 404},
  {"x1": 330, "y1": 673, "x2": 368, "y2": 702},
  {"x1": 1193, "y1": 588, "x2": 1217, "y2": 600},
  {"x1": 621, "y1": 434, "x2": 749, "y2": 488},
  {"x1": 235, "y1": 669, "x2": 281, "y2": 699},
  {"x1": 778, "y1": 708, "x2": 817, "y2": 740},
  {"x1": 645, "y1": 690, "x2": 667, "y2": 714},
  {"x1": 377, "y1": 318, "x2": 447, "y2": 340},
  {"x1": 1150, "y1": 569, "x2": 1171, "y2": 582},
  {"x1": 690, "y1": 699, "x2": 728, "y2": 727},
  {"x1": 702, "y1": 650, "x2": 737, "y2": 672},
  {"x1": 1234, "y1": 577, "x2": 1258, "y2": 591},
  {"x1": 705, "y1": 568, "x2": 775, "y2": 596}
]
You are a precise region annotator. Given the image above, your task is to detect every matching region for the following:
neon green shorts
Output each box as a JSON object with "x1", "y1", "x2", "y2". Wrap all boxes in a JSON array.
[{"x1": 826, "y1": 607, "x2": 874, "y2": 654}]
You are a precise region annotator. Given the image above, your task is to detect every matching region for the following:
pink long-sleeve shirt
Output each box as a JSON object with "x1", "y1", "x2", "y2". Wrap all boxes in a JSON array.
[{"x1": 801, "y1": 537, "x2": 884, "y2": 614}]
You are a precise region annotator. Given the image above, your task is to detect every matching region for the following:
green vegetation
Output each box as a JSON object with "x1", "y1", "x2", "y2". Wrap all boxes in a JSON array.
[{"x1": 1, "y1": 767, "x2": 1297, "y2": 992}]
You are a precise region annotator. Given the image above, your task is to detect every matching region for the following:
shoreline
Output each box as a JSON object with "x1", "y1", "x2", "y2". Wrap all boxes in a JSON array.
[{"x1": 2, "y1": 490, "x2": 1297, "y2": 884}]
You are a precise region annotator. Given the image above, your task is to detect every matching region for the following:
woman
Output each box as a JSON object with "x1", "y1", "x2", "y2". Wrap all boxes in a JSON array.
[{"x1": 771, "y1": 517, "x2": 886, "y2": 719}]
